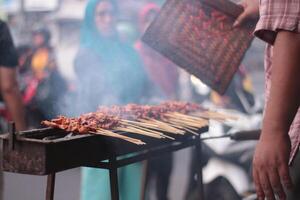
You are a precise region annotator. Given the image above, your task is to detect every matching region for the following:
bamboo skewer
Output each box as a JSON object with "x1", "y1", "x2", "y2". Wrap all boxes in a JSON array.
[
  {"x1": 95, "y1": 128, "x2": 144, "y2": 144},
  {"x1": 161, "y1": 122, "x2": 185, "y2": 130},
  {"x1": 90, "y1": 111, "x2": 209, "y2": 144},
  {"x1": 164, "y1": 113, "x2": 209, "y2": 128},
  {"x1": 137, "y1": 119, "x2": 176, "y2": 133},
  {"x1": 148, "y1": 118, "x2": 203, "y2": 136},
  {"x1": 207, "y1": 111, "x2": 238, "y2": 120},
  {"x1": 91, "y1": 129, "x2": 145, "y2": 145},
  {"x1": 174, "y1": 119, "x2": 208, "y2": 128},
  {"x1": 140, "y1": 119, "x2": 185, "y2": 135},
  {"x1": 165, "y1": 118, "x2": 202, "y2": 129},
  {"x1": 180, "y1": 127, "x2": 199, "y2": 136},
  {"x1": 164, "y1": 113, "x2": 201, "y2": 122},
  {"x1": 165, "y1": 121, "x2": 199, "y2": 132},
  {"x1": 121, "y1": 119, "x2": 159, "y2": 128},
  {"x1": 165, "y1": 113, "x2": 208, "y2": 125},
  {"x1": 193, "y1": 111, "x2": 238, "y2": 121},
  {"x1": 161, "y1": 119, "x2": 200, "y2": 135},
  {"x1": 157, "y1": 119, "x2": 203, "y2": 136},
  {"x1": 115, "y1": 127, "x2": 163, "y2": 139},
  {"x1": 134, "y1": 124, "x2": 174, "y2": 134},
  {"x1": 170, "y1": 112, "x2": 210, "y2": 122},
  {"x1": 91, "y1": 110, "x2": 211, "y2": 143},
  {"x1": 119, "y1": 122, "x2": 175, "y2": 140},
  {"x1": 166, "y1": 121, "x2": 206, "y2": 134},
  {"x1": 193, "y1": 112, "x2": 225, "y2": 122},
  {"x1": 165, "y1": 123, "x2": 199, "y2": 136},
  {"x1": 150, "y1": 119, "x2": 186, "y2": 133},
  {"x1": 85, "y1": 111, "x2": 211, "y2": 144},
  {"x1": 134, "y1": 127, "x2": 174, "y2": 140},
  {"x1": 158, "y1": 122, "x2": 199, "y2": 135},
  {"x1": 120, "y1": 120, "x2": 175, "y2": 134}
]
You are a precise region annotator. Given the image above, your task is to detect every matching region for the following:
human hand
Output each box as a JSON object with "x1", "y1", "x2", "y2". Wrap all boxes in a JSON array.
[
  {"x1": 253, "y1": 132, "x2": 293, "y2": 200},
  {"x1": 233, "y1": 0, "x2": 259, "y2": 27}
]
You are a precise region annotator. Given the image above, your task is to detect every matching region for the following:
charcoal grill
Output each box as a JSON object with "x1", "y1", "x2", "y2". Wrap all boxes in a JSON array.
[{"x1": 0, "y1": 123, "x2": 208, "y2": 200}]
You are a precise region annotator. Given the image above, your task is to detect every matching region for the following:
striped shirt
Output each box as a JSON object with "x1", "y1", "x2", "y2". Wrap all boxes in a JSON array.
[{"x1": 254, "y1": 0, "x2": 300, "y2": 164}]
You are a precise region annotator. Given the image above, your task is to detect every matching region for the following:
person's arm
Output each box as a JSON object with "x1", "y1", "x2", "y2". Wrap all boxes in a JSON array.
[
  {"x1": 233, "y1": 0, "x2": 259, "y2": 27},
  {"x1": 0, "y1": 67, "x2": 27, "y2": 131},
  {"x1": 252, "y1": 31, "x2": 300, "y2": 200},
  {"x1": 234, "y1": 1, "x2": 300, "y2": 199}
]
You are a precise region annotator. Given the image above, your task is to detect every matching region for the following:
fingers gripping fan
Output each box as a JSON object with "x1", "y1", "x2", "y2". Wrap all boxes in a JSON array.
[{"x1": 142, "y1": 0, "x2": 255, "y2": 94}]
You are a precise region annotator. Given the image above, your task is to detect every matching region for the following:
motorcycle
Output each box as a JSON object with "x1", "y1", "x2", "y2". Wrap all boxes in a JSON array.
[{"x1": 185, "y1": 70, "x2": 263, "y2": 200}]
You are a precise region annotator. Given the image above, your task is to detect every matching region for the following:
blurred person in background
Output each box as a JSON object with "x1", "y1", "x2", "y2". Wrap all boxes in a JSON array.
[
  {"x1": 74, "y1": 0, "x2": 150, "y2": 199},
  {"x1": 16, "y1": 45, "x2": 33, "y2": 93},
  {"x1": 30, "y1": 28, "x2": 56, "y2": 80},
  {"x1": 134, "y1": 3, "x2": 179, "y2": 200},
  {"x1": 16, "y1": 45, "x2": 32, "y2": 76},
  {"x1": 18, "y1": 28, "x2": 67, "y2": 125},
  {"x1": 0, "y1": 20, "x2": 27, "y2": 200},
  {"x1": 135, "y1": 3, "x2": 179, "y2": 100},
  {"x1": 16, "y1": 44, "x2": 40, "y2": 127}
]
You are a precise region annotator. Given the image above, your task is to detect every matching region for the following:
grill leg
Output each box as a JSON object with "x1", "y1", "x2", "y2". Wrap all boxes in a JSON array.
[
  {"x1": 109, "y1": 156, "x2": 119, "y2": 200},
  {"x1": 140, "y1": 161, "x2": 148, "y2": 200},
  {"x1": 195, "y1": 138, "x2": 204, "y2": 200},
  {"x1": 46, "y1": 173, "x2": 56, "y2": 200}
]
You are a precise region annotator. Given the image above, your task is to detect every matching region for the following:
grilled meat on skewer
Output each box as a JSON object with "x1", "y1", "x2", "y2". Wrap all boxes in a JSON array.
[{"x1": 42, "y1": 101, "x2": 209, "y2": 144}]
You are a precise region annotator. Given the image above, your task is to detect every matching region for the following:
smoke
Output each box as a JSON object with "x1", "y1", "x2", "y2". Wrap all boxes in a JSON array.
[
  {"x1": 56, "y1": 0, "x2": 172, "y2": 118},
  {"x1": 12, "y1": 0, "x2": 181, "y2": 122}
]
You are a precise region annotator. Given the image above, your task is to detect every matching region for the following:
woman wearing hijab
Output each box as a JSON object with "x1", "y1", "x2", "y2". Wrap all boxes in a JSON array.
[{"x1": 74, "y1": 0, "x2": 149, "y2": 199}]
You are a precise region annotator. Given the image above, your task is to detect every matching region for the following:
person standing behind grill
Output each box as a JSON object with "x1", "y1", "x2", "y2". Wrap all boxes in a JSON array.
[
  {"x1": 135, "y1": 3, "x2": 179, "y2": 100},
  {"x1": 74, "y1": 0, "x2": 150, "y2": 199},
  {"x1": 0, "y1": 20, "x2": 27, "y2": 200},
  {"x1": 234, "y1": 0, "x2": 300, "y2": 199},
  {"x1": 134, "y1": 3, "x2": 179, "y2": 200}
]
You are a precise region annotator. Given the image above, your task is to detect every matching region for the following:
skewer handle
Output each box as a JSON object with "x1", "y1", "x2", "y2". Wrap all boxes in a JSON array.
[
  {"x1": 230, "y1": 130, "x2": 261, "y2": 141},
  {"x1": 201, "y1": 130, "x2": 261, "y2": 141}
]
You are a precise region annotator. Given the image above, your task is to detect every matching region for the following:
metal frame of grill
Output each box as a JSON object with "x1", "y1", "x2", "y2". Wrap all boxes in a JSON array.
[{"x1": 0, "y1": 123, "x2": 208, "y2": 200}]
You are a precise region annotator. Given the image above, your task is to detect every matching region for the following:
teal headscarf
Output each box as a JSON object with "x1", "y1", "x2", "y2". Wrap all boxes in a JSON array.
[
  {"x1": 80, "y1": 0, "x2": 119, "y2": 56},
  {"x1": 78, "y1": 0, "x2": 149, "y2": 105}
]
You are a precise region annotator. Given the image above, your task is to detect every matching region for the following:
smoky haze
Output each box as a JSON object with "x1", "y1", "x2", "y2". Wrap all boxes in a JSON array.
[{"x1": 1, "y1": 0, "x2": 266, "y2": 200}]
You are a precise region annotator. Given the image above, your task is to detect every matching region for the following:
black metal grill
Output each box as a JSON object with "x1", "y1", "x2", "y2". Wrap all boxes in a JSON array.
[{"x1": 0, "y1": 123, "x2": 208, "y2": 200}]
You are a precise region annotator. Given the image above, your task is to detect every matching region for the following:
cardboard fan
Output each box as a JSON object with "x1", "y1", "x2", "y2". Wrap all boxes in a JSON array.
[{"x1": 142, "y1": 0, "x2": 255, "y2": 94}]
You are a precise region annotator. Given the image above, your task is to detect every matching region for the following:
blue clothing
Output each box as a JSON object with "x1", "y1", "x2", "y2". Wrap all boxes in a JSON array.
[
  {"x1": 75, "y1": 0, "x2": 149, "y2": 199},
  {"x1": 81, "y1": 164, "x2": 142, "y2": 200},
  {"x1": 75, "y1": 0, "x2": 148, "y2": 111}
]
